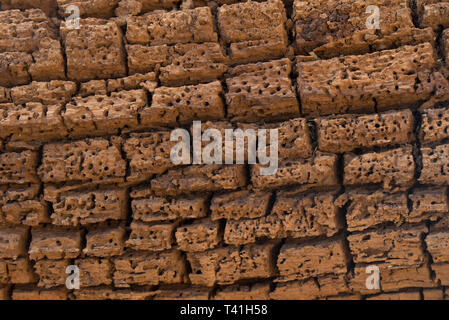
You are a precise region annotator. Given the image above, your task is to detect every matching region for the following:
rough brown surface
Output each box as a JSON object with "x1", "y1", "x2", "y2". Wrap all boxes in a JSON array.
[
  {"x1": 175, "y1": 219, "x2": 220, "y2": 252},
  {"x1": 12, "y1": 287, "x2": 68, "y2": 300},
  {"x1": 113, "y1": 250, "x2": 187, "y2": 287},
  {"x1": 226, "y1": 59, "x2": 299, "y2": 122},
  {"x1": 50, "y1": 189, "x2": 127, "y2": 226},
  {"x1": 38, "y1": 138, "x2": 127, "y2": 184},
  {"x1": 214, "y1": 283, "x2": 270, "y2": 300},
  {"x1": 1, "y1": 0, "x2": 449, "y2": 301},
  {"x1": 347, "y1": 225, "x2": 427, "y2": 268},
  {"x1": 64, "y1": 90, "x2": 148, "y2": 138},
  {"x1": 187, "y1": 243, "x2": 277, "y2": 286},
  {"x1": 349, "y1": 264, "x2": 434, "y2": 294},
  {"x1": 0, "y1": 9, "x2": 64, "y2": 85},
  {"x1": 126, "y1": 221, "x2": 176, "y2": 251},
  {"x1": 293, "y1": 0, "x2": 434, "y2": 58},
  {"x1": 418, "y1": 0, "x2": 449, "y2": 30},
  {"x1": 0, "y1": 151, "x2": 39, "y2": 184},
  {"x1": 420, "y1": 106, "x2": 449, "y2": 144},
  {"x1": 148, "y1": 81, "x2": 225, "y2": 127},
  {"x1": 298, "y1": 43, "x2": 437, "y2": 116},
  {"x1": 29, "y1": 228, "x2": 82, "y2": 260},
  {"x1": 210, "y1": 190, "x2": 271, "y2": 221},
  {"x1": 131, "y1": 193, "x2": 208, "y2": 222},
  {"x1": 57, "y1": 0, "x2": 119, "y2": 18},
  {"x1": 277, "y1": 238, "x2": 349, "y2": 281},
  {"x1": 150, "y1": 164, "x2": 246, "y2": 196},
  {"x1": 420, "y1": 143, "x2": 449, "y2": 184},
  {"x1": 270, "y1": 275, "x2": 351, "y2": 300},
  {"x1": 343, "y1": 146, "x2": 415, "y2": 191},
  {"x1": 224, "y1": 191, "x2": 343, "y2": 245},
  {"x1": 339, "y1": 187, "x2": 448, "y2": 232},
  {"x1": 317, "y1": 110, "x2": 415, "y2": 153},
  {"x1": 217, "y1": 0, "x2": 288, "y2": 64},
  {"x1": 123, "y1": 131, "x2": 178, "y2": 182},
  {"x1": 62, "y1": 19, "x2": 126, "y2": 81},
  {"x1": 251, "y1": 152, "x2": 339, "y2": 190}
]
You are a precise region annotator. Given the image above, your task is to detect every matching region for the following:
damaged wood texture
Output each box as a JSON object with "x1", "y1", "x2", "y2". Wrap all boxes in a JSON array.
[{"x1": 1, "y1": 0, "x2": 449, "y2": 300}]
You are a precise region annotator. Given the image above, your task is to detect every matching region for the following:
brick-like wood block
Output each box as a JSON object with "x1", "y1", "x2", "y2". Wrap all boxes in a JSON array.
[
  {"x1": 10, "y1": 81, "x2": 76, "y2": 105},
  {"x1": 1, "y1": 200, "x2": 49, "y2": 226},
  {"x1": 116, "y1": 0, "x2": 180, "y2": 16},
  {"x1": 33, "y1": 259, "x2": 69, "y2": 288},
  {"x1": 123, "y1": 131, "x2": 178, "y2": 182},
  {"x1": 298, "y1": 43, "x2": 437, "y2": 116},
  {"x1": 240, "y1": 117, "x2": 313, "y2": 160},
  {"x1": 0, "y1": 227, "x2": 28, "y2": 259},
  {"x1": 131, "y1": 194, "x2": 207, "y2": 223},
  {"x1": 341, "y1": 189, "x2": 408, "y2": 232},
  {"x1": 426, "y1": 231, "x2": 449, "y2": 263},
  {"x1": 126, "y1": 7, "x2": 217, "y2": 45},
  {"x1": 57, "y1": 0, "x2": 119, "y2": 18},
  {"x1": 408, "y1": 187, "x2": 449, "y2": 222},
  {"x1": 224, "y1": 191, "x2": 342, "y2": 245},
  {"x1": 340, "y1": 187, "x2": 448, "y2": 232},
  {"x1": 0, "y1": 151, "x2": 39, "y2": 184},
  {"x1": 144, "y1": 81, "x2": 225, "y2": 127},
  {"x1": 217, "y1": 0, "x2": 287, "y2": 63},
  {"x1": 418, "y1": 0, "x2": 449, "y2": 30},
  {"x1": 62, "y1": 19, "x2": 126, "y2": 82},
  {"x1": 84, "y1": 227, "x2": 126, "y2": 257},
  {"x1": 187, "y1": 243, "x2": 277, "y2": 286},
  {"x1": 226, "y1": 59, "x2": 299, "y2": 122},
  {"x1": 0, "y1": 51, "x2": 32, "y2": 87},
  {"x1": 38, "y1": 138, "x2": 126, "y2": 184},
  {"x1": 75, "y1": 258, "x2": 113, "y2": 287},
  {"x1": 347, "y1": 225, "x2": 427, "y2": 268},
  {"x1": 106, "y1": 72, "x2": 158, "y2": 93},
  {"x1": 0, "y1": 103, "x2": 67, "y2": 142},
  {"x1": 251, "y1": 152, "x2": 339, "y2": 191},
  {"x1": 270, "y1": 275, "x2": 349, "y2": 300},
  {"x1": 277, "y1": 238, "x2": 349, "y2": 281},
  {"x1": 176, "y1": 220, "x2": 221, "y2": 252},
  {"x1": 317, "y1": 110, "x2": 415, "y2": 153},
  {"x1": 126, "y1": 222, "x2": 176, "y2": 251},
  {"x1": 29, "y1": 228, "x2": 81, "y2": 260},
  {"x1": 0, "y1": 185, "x2": 39, "y2": 205},
  {"x1": 151, "y1": 165, "x2": 246, "y2": 196},
  {"x1": 344, "y1": 146, "x2": 415, "y2": 191},
  {"x1": 113, "y1": 250, "x2": 187, "y2": 287},
  {"x1": 0, "y1": 258, "x2": 36, "y2": 284},
  {"x1": 0, "y1": 9, "x2": 64, "y2": 86},
  {"x1": 293, "y1": 0, "x2": 434, "y2": 58},
  {"x1": 159, "y1": 43, "x2": 228, "y2": 86},
  {"x1": 432, "y1": 263, "x2": 449, "y2": 285},
  {"x1": 12, "y1": 287, "x2": 67, "y2": 300},
  {"x1": 211, "y1": 190, "x2": 271, "y2": 221},
  {"x1": 420, "y1": 106, "x2": 449, "y2": 144},
  {"x1": 63, "y1": 90, "x2": 148, "y2": 138},
  {"x1": 420, "y1": 143, "x2": 449, "y2": 185},
  {"x1": 126, "y1": 44, "x2": 171, "y2": 74},
  {"x1": 51, "y1": 189, "x2": 127, "y2": 226}
]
